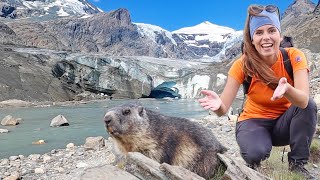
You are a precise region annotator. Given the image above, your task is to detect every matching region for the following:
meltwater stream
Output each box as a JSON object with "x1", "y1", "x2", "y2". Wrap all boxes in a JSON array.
[{"x1": 0, "y1": 99, "x2": 209, "y2": 159}]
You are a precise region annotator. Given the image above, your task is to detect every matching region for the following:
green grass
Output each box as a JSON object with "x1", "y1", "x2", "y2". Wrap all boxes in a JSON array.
[
  {"x1": 310, "y1": 139, "x2": 320, "y2": 163},
  {"x1": 210, "y1": 163, "x2": 227, "y2": 180},
  {"x1": 258, "y1": 146, "x2": 304, "y2": 180},
  {"x1": 257, "y1": 139, "x2": 320, "y2": 179}
]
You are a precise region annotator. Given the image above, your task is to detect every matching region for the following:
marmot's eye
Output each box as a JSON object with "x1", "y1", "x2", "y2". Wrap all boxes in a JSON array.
[{"x1": 122, "y1": 109, "x2": 130, "y2": 115}]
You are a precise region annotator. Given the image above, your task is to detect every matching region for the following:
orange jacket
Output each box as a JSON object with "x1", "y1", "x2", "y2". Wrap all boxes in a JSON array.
[{"x1": 228, "y1": 48, "x2": 309, "y2": 121}]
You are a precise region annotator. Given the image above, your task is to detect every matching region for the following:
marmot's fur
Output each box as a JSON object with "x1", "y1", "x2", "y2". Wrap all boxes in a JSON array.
[{"x1": 103, "y1": 102, "x2": 227, "y2": 178}]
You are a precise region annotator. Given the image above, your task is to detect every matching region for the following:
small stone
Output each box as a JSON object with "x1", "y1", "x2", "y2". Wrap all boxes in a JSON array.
[
  {"x1": 21, "y1": 168, "x2": 30, "y2": 176},
  {"x1": 76, "y1": 162, "x2": 88, "y2": 168},
  {"x1": 28, "y1": 154, "x2": 41, "y2": 161},
  {"x1": 9, "y1": 156, "x2": 19, "y2": 161},
  {"x1": 221, "y1": 125, "x2": 232, "y2": 132},
  {"x1": 64, "y1": 152, "x2": 74, "y2": 158},
  {"x1": 11, "y1": 161, "x2": 21, "y2": 168},
  {"x1": 66, "y1": 143, "x2": 75, "y2": 149},
  {"x1": 34, "y1": 168, "x2": 45, "y2": 174},
  {"x1": 10, "y1": 171, "x2": 20, "y2": 178},
  {"x1": 55, "y1": 167, "x2": 64, "y2": 173},
  {"x1": 76, "y1": 151, "x2": 84, "y2": 156},
  {"x1": 218, "y1": 121, "x2": 224, "y2": 126},
  {"x1": 313, "y1": 164, "x2": 318, "y2": 168},
  {"x1": 84, "y1": 136, "x2": 105, "y2": 150},
  {"x1": 206, "y1": 123, "x2": 216, "y2": 129},
  {"x1": 0, "y1": 159, "x2": 9, "y2": 165},
  {"x1": 3, "y1": 174, "x2": 19, "y2": 180},
  {"x1": 43, "y1": 154, "x2": 51, "y2": 163}
]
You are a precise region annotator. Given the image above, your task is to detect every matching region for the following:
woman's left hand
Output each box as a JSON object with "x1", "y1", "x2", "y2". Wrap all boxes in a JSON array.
[{"x1": 271, "y1": 77, "x2": 288, "y2": 101}]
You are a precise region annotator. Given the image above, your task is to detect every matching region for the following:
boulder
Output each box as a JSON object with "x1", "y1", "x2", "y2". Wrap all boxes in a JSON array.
[
  {"x1": 84, "y1": 136, "x2": 105, "y2": 150},
  {"x1": 1, "y1": 115, "x2": 19, "y2": 126},
  {"x1": 50, "y1": 115, "x2": 69, "y2": 127},
  {"x1": 81, "y1": 164, "x2": 139, "y2": 180}
]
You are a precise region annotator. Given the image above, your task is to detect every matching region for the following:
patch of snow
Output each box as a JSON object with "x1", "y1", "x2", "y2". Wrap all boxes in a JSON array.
[
  {"x1": 173, "y1": 21, "x2": 235, "y2": 43},
  {"x1": 57, "y1": 8, "x2": 69, "y2": 16},
  {"x1": 213, "y1": 30, "x2": 243, "y2": 60},
  {"x1": 22, "y1": 0, "x2": 95, "y2": 16},
  {"x1": 134, "y1": 23, "x2": 177, "y2": 45}
]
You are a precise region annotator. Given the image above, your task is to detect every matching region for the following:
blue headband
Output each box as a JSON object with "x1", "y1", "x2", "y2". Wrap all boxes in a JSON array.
[{"x1": 249, "y1": 10, "x2": 281, "y2": 39}]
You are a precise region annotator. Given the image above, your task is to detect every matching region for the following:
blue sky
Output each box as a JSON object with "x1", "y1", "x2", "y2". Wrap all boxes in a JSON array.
[{"x1": 87, "y1": 0, "x2": 318, "y2": 31}]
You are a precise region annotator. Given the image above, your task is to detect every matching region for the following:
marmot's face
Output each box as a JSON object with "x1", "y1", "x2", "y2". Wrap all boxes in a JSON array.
[{"x1": 103, "y1": 104, "x2": 149, "y2": 138}]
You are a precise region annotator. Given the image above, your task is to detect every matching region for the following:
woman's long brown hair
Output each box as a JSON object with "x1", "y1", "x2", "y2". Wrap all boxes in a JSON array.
[{"x1": 242, "y1": 6, "x2": 280, "y2": 90}]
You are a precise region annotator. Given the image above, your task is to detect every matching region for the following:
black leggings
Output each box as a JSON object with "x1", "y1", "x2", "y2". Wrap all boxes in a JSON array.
[{"x1": 236, "y1": 98, "x2": 317, "y2": 166}]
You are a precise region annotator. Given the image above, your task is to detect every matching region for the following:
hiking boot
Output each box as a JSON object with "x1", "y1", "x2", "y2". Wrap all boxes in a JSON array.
[{"x1": 289, "y1": 161, "x2": 315, "y2": 179}]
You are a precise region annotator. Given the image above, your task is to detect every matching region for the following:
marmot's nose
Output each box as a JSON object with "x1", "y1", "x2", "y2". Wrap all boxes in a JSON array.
[{"x1": 104, "y1": 115, "x2": 112, "y2": 125}]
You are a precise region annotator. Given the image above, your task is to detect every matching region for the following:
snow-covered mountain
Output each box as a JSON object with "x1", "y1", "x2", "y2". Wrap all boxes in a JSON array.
[
  {"x1": 173, "y1": 21, "x2": 236, "y2": 44},
  {"x1": 135, "y1": 21, "x2": 243, "y2": 61},
  {"x1": 0, "y1": 1, "x2": 243, "y2": 61},
  {"x1": 172, "y1": 21, "x2": 243, "y2": 60},
  {"x1": 0, "y1": 0, "x2": 101, "y2": 19}
]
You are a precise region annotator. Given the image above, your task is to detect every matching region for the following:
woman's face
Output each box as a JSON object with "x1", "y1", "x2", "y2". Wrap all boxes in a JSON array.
[{"x1": 251, "y1": 24, "x2": 281, "y2": 59}]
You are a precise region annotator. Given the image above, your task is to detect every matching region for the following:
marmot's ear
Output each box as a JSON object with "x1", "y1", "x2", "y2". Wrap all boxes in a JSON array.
[{"x1": 137, "y1": 106, "x2": 145, "y2": 117}]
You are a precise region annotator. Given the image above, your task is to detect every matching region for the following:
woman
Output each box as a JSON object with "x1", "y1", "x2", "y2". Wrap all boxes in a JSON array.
[{"x1": 198, "y1": 4, "x2": 317, "y2": 179}]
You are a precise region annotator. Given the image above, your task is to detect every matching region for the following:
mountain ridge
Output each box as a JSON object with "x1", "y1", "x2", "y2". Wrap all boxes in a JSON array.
[
  {"x1": 0, "y1": 0, "x2": 245, "y2": 60},
  {"x1": 0, "y1": 0, "x2": 319, "y2": 59}
]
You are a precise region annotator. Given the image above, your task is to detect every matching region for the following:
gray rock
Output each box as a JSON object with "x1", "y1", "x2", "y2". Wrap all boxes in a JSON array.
[
  {"x1": 34, "y1": 168, "x2": 45, "y2": 174},
  {"x1": 8, "y1": 156, "x2": 19, "y2": 161},
  {"x1": 221, "y1": 124, "x2": 232, "y2": 132},
  {"x1": 84, "y1": 136, "x2": 105, "y2": 151},
  {"x1": 0, "y1": 159, "x2": 9, "y2": 165},
  {"x1": 50, "y1": 114, "x2": 69, "y2": 127},
  {"x1": 28, "y1": 154, "x2": 41, "y2": 161},
  {"x1": 81, "y1": 164, "x2": 139, "y2": 180},
  {"x1": 1, "y1": 115, "x2": 18, "y2": 126}
]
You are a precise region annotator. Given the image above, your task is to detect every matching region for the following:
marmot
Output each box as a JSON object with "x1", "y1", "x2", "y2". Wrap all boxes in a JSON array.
[{"x1": 103, "y1": 102, "x2": 227, "y2": 178}]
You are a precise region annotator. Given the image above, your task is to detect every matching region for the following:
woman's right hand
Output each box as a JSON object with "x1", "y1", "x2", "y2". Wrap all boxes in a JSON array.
[{"x1": 198, "y1": 90, "x2": 222, "y2": 111}]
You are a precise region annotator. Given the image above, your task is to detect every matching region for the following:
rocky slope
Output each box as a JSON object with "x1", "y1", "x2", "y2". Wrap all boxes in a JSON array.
[
  {"x1": 0, "y1": 0, "x2": 243, "y2": 60},
  {"x1": 281, "y1": 0, "x2": 320, "y2": 53}
]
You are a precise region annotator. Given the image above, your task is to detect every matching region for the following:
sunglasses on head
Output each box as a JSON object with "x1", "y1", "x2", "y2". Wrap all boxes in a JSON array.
[{"x1": 250, "y1": 5, "x2": 280, "y2": 18}]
